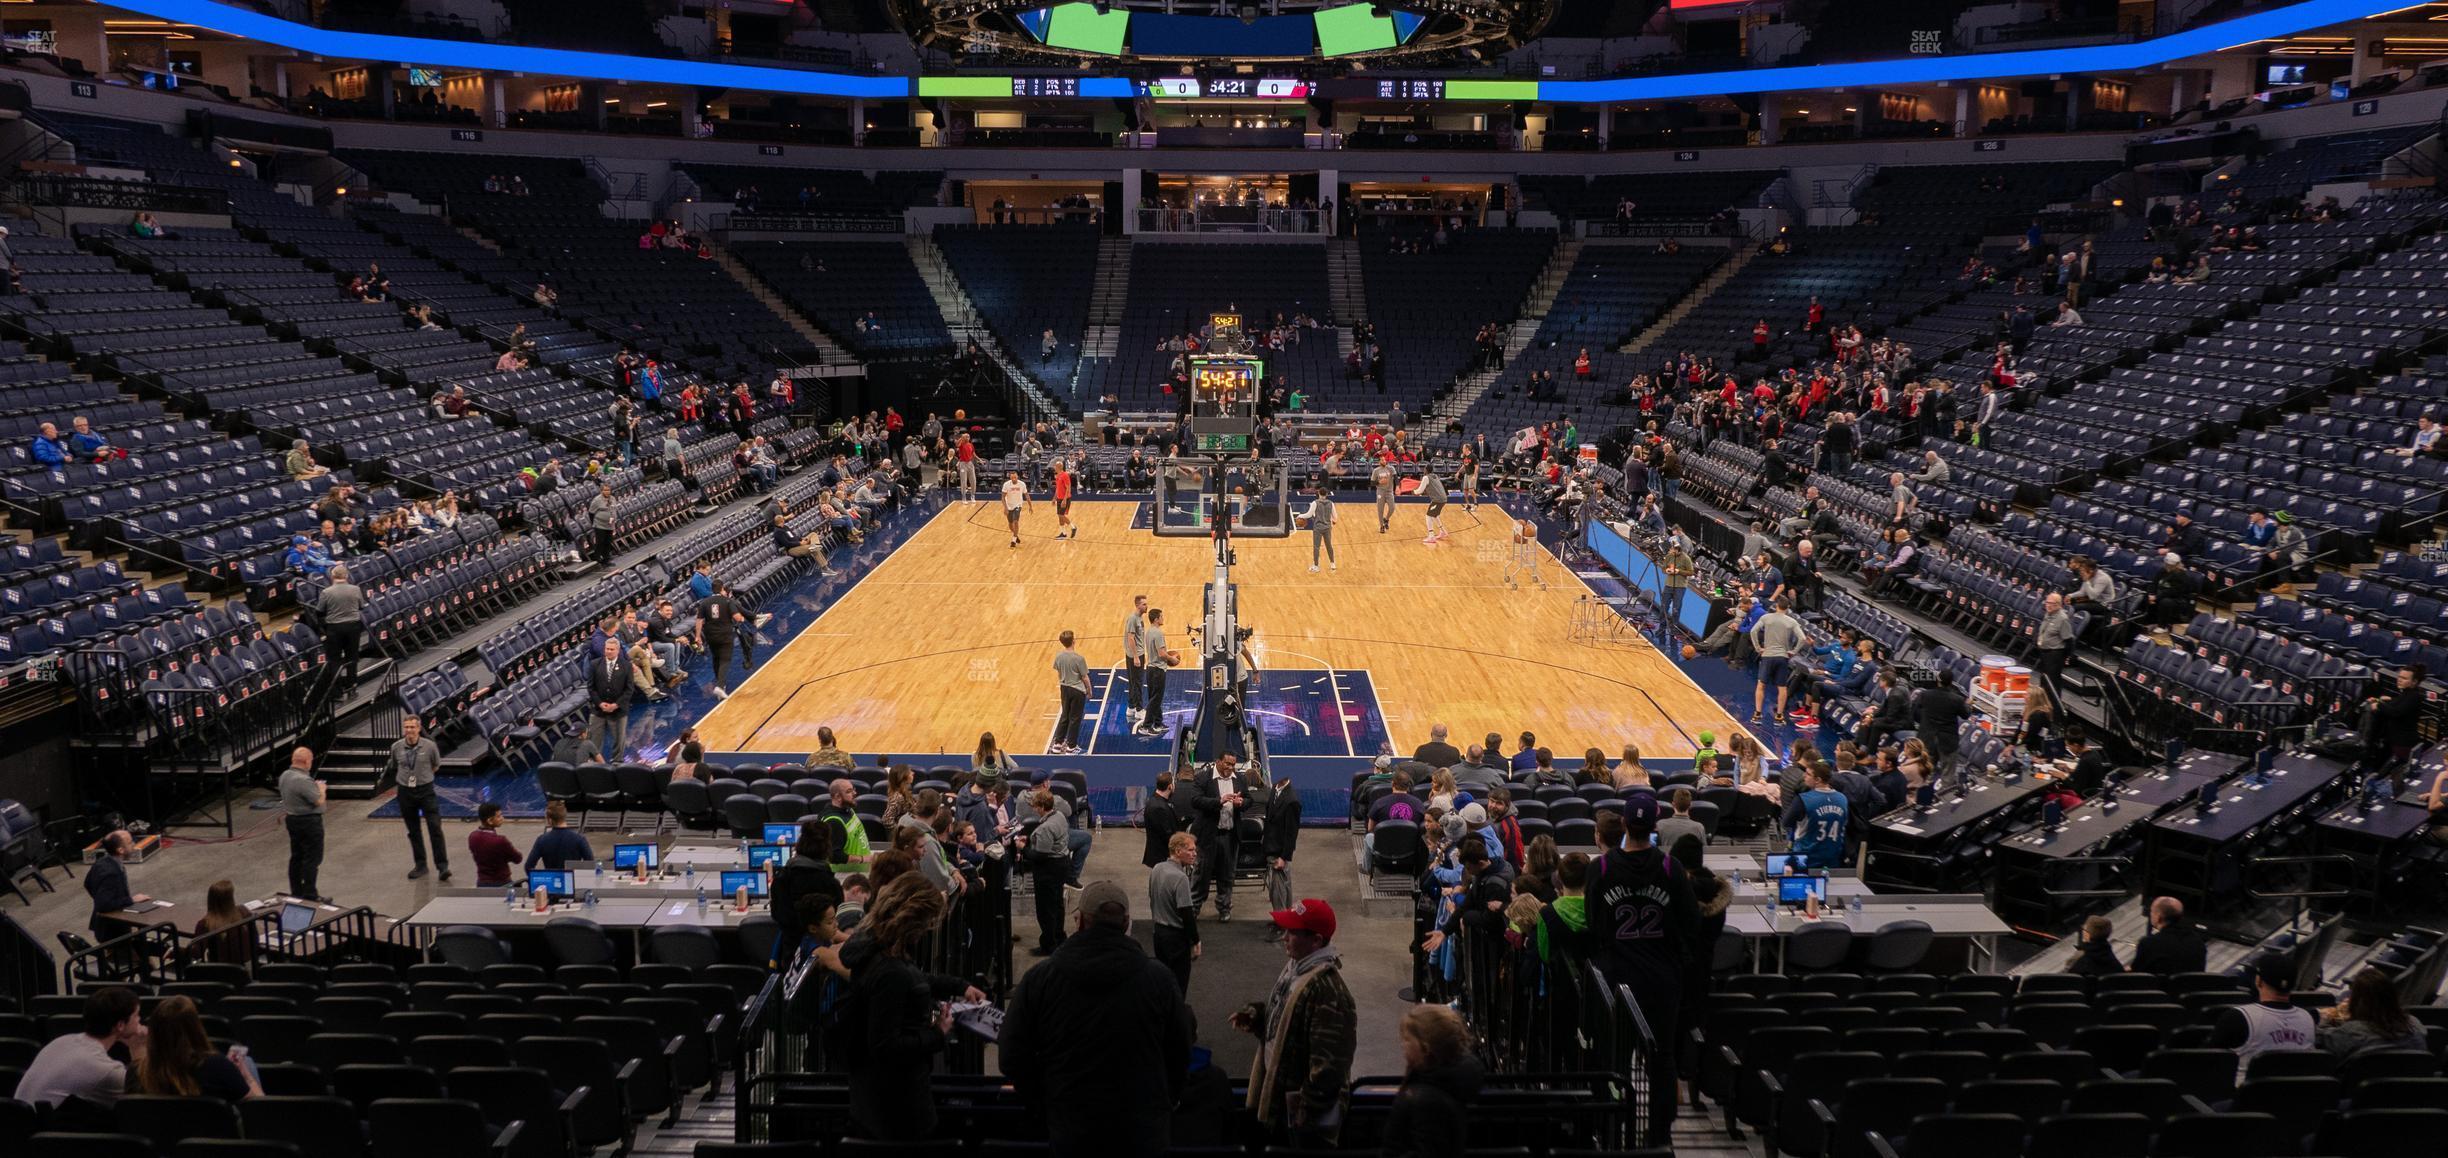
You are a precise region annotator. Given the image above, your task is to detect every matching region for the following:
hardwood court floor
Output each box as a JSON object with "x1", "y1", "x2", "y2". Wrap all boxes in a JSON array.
[{"x1": 692, "y1": 498, "x2": 1753, "y2": 760}]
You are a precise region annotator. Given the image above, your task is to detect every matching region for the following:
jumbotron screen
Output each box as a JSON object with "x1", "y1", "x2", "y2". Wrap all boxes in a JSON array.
[
  {"x1": 1015, "y1": 2, "x2": 1425, "y2": 58},
  {"x1": 1315, "y1": 3, "x2": 1400, "y2": 56},
  {"x1": 1043, "y1": 2, "x2": 1128, "y2": 55}
]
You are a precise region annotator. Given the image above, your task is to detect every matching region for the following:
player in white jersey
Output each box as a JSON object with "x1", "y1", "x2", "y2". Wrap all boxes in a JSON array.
[{"x1": 1000, "y1": 471, "x2": 1030, "y2": 548}]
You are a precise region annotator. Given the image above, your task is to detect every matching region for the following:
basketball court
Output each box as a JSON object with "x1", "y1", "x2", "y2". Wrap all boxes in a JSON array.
[{"x1": 691, "y1": 496, "x2": 1755, "y2": 766}]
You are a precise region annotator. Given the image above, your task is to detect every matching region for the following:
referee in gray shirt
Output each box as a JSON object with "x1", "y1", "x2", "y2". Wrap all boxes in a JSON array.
[
  {"x1": 1052, "y1": 631, "x2": 1090, "y2": 755},
  {"x1": 1123, "y1": 594, "x2": 1148, "y2": 714},
  {"x1": 390, "y1": 716, "x2": 450, "y2": 881},
  {"x1": 1137, "y1": 609, "x2": 1176, "y2": 736},
  {"x1": 1147, "y1": 830, "x2": 1200, "y2": 992},
  {"x1": 279, "y1": 747, "x2": 327, "y2": 901}
]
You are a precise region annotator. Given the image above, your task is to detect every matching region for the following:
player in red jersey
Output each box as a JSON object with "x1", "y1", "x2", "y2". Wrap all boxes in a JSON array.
[{"x1": 1052, "y1": 458, "x2": 1076, "y2": 540}]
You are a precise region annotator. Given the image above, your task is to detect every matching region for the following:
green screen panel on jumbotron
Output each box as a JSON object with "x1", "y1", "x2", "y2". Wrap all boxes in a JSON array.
[
  {"x1": 1044, "y1": 2, "x2": 1129, "y2": 55},
  {"x1": 1315, "y1": 4, "x2": 1398, "y2": 56},
  {"x1": 917, "y1": 76, "x2": 1011, "y2": 98}
]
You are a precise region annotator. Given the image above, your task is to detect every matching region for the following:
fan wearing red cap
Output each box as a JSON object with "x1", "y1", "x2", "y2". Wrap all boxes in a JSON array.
[
  {"x1": 1231, "y1": 898, "x2": 1357, "y2": 1145},
  {"x1": 1266, "y1": 897, "x2": 1337, "y2": 942}
]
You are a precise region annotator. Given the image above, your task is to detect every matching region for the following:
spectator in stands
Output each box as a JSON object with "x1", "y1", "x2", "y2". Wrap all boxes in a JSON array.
[
  {"x1": 1749, "y1": 596, "x2": 1803, "y2": 725},
  {"x1": 284, "y1": 439, "x2": 328, "y2": 480},
  {"x1": 1786, "y1": 539, "x2": 1824, "y2": 612},
  {"x1": 315, "y1": 563, "x2": 364, "y2": 683},
  {"x1": 2067, "y1": 914, "x2": 2125, "y2": 977},
  {"x1": 1236, "y1": 897, "x2": 1357, "y2": 1146},
  {"x1": 284, "y1": 534, "x2": 331, "y2": 579},
  {"x1": 65, "y1": 416, "x2": 117, "y2": 462},
  {"x1": 805, "y1": 726, "x2": 854, "y2": 772},
  {"x1": 467, "y1": 803, "x2": 520, "y2": 887},
  {"x1": 1412, "y1": 724, "x2": 1462, "y2": 769},
  {"x1": 2389, "y1": 414, "x2": 2441, "y2": 460},
  {"x1": 811, "y1": 780, "x2": 873, "y2": 873},
  {"x1": 2243, "y1": 506, "x2": 2279, "y2": 566},
  {"x1": 628, "y1": 639, "x2": 667, "y2": 703},
  {"x1": 1379, "y1": 1004, "x2": 1481, "y2": 1158},
  {"x1": 1888, "y1": 472, "x2": 1917, "y2": 524},
  {"x1": 1581, "y1": 795, "x2": 1689, "y2": 1146},
  {"x1": 2262, "y1": 511, "x2": 2309, "y2": 590},
  {"x1": 26, "y1": 421, "x2": 71, "y2": 468},
  {"x1": 525, "y1": 801, "x2": 593, "y2": 873},
  {"x1": 2317, "y1": 966, "x2": 2427, "y2": 1060},
  {"x1": 1912, "y1": 449, "x2": 1951, "y2": 486},
  {"x1": 137, "y1": 995, "x2": 257, "y2": 1103},
  {"x1": 2033, "y1": 592, "x2": 2074, "y2": 694},
  {"x1": 2211, "y1": 957, "x2": 2317, "y2": 1081},
  {"x1": 644, "y1": 598, "x2": 695, "y2": 681},
  {"x1": 2122, "y1": 898, "x2": 2203, "y2": 975},
  {"x1": 2067, "y1": 557, "x2": 2118, "y2": 619},
  {"x1": 81, "y1": 829, "x2": 143, "y2": 946},
  {"x1": 1860, "y1": 526, "x2": 1919, "y2": 596},
  {"x1": 840, "y1": 874, "x2": 985, "y2": 1141},
  {"x1": 747, "y1": 438, "x2": 780, "y2": 490},
  {"x1": 769, "y1": 820, "x2": 841, "y2": 961},
  {"x1": 13, "y1": 986, "x2": 141, "y2": 1110},
  {"x1": 2013, "y1": 681, "x2": 2063, "y2": 760},
  {"x1": 1916, "y1": 675, "x2": 1971, "y2": 774},
  {"x1": 1023, "y1": 785, "x2": 1072, "y2": 956},
  {"x1": 2147, "y1": 554, "x2": 2198, "y2": 627},
  {"x1": 587, "y1": 482, "x2": 618, "y2": 563},
  {"x1": 1656, "y1": 789, "x2": 1705, "y2": 852},
  {"x1": 185, "y1": 881, "x2": 250, "y2": 966},
  {"x1": 1783, "y1": 763, "x2": 1848, "y2": 870},
  {"x1": 2372, "y1": 664, "x2": 2429, "y2": 774},
  {"x1": 1001, "y1": 878, "x2": 1191, "y2": 1158}
]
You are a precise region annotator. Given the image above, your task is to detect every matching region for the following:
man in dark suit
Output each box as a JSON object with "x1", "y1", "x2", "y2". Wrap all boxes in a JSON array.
[
  {"x1": 2129, "y1": 896, "x2": 2208, "y2": 975},
  {"x1": 1411, "y1": 723, "x2": 1463, "y2": 770},
  {"x1": 1186, "y1": 754, "x2": 1269, "y2": 920},
  {"x1": 1913, "y1": 677, "x2": 1971, "y2": 774},
  {"x1": 582, "y1": 637, "x2": 632, "y2": 763},
  {"x1": 83, "y1": 829, "x2": 145, "y2": 942},
  {"x1": 1141, "y1": 771, "x2": 1184, "y2": 867}
]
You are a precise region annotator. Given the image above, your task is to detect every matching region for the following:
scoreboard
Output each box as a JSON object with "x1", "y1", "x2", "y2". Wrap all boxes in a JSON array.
[
  {"x1": 1141, "y1": 77, "x2": 1312, "y2": 99},
  {"x1": 1187, "y1": 355, "x2": 1258, "y2": 402}
]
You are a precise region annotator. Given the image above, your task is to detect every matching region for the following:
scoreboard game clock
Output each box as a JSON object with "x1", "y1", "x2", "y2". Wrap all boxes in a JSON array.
[{"x1": 1188, "y1": 356, "x2": 1257, "y2": 405}]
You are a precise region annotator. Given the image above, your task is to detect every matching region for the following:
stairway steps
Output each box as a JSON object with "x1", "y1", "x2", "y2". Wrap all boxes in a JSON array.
[
  {"x1": 1623, "y1": 243, "x2": 1757, "y2": 357},
  {"x1": 709, "y1": 241, "x2": 855, "y2": 364},
  {"x1": 1430, "y1": 238, "x2": 1580, "y2": 422}
]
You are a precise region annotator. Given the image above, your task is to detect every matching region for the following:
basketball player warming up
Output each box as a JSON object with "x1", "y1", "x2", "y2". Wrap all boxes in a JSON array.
[
  {"x1": 1000, "y1": 471, "x2": 1031, "y2": 548},
  {"x1": 1051, "y1": 459, "x2": 1076, "y2": 540}
]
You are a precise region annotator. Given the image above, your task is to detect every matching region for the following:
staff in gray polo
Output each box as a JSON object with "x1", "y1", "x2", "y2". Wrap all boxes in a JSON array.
[{"x1": 389, "y1": 716, "x2": 449, "y2": 881}]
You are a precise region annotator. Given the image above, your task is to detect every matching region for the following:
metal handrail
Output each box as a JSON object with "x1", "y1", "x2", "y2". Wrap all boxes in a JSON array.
[
  {"x1": 5, "y1": 174, "x2": 230, "y2": 216},
  {"x1": 2035, "y1": 854, "x2": 2140, "y2": 900}
]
